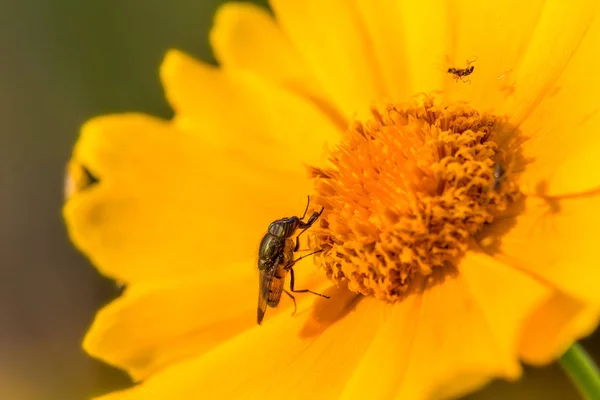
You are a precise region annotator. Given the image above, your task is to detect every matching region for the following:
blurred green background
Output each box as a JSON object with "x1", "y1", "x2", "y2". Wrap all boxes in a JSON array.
[{"x1": 1, "y1": 0, "x2": 597, "y2": 399}]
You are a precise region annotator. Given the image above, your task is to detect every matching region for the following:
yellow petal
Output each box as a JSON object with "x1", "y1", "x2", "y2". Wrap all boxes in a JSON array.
[
  {"x1": 367, "y1": 1, "x2": 545, "y2": 105},
  {"x1": 507, "y1": 0, "x2": 597, "y2": 125},
  {"x1": 353, "y1": 0, "x2": 410, "y2": 101},
  {"x1": 83, "y1": 259, "x2": 327, "y2": 381},
  {"x1": 210, "y1": 2, "x2": 315, "y2": 89},
  {"x1": 269, "y1": 0, "x2": 387, "y2": 119},
  {"x1": 511, "y1": 2, "x2": 600, "y2": 196},
  {"x1": 64, "y1": 114, "x2": 322, "y2": 282},
  {"x1": 398, "y1": 0, "x2": 453, "y2": 97},
  {"x1": 519, "y1": 290, "x2": 600, "y2": 364},
  {"x1": 479, "y1": 193, "x2": 600, "y2": 303},
  {"x1": 160, "y1": 49, "x2": 342, "y2": 168},
  {"x1": 340, "y1": 251, "x2": 549, "y2": 400},
  {"x1": 83, "y1": 261, "x2": 253, "y2": 381},
  {"x1": 89, "y1": 254, "x2": 548, "y2": 400},
  {"x1": 93, "y1": 295, "x2": 383, "y2": 400},
  {"x1": 210, "y1": 2, "x2": 347, "y2": 131},
  {"x1": 441, "y1": 1, "x2": 546, "y2": 111}
]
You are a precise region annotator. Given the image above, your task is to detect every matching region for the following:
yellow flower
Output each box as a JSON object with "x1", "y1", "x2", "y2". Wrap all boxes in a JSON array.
[{"x1": 64, "y1": 1, "x2": 600, "y2": 399}]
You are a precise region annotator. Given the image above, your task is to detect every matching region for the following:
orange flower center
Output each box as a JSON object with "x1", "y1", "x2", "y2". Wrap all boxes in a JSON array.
[{"x1": 308, "y1": 96, "x2": 520, "y2": 302}]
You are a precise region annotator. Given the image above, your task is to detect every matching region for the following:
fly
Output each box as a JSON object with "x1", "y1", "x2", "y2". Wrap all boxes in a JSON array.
[
  {"x1": 448, "y1": 56, "x2": 477, "y2": 84},
  {"x1": 257, "y1": 196, "x2": 329, "y2": 325}
]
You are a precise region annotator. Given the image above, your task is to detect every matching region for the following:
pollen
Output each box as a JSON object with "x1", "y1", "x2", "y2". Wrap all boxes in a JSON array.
[{"x1": 308, "y1": 96, "x2": 520, "y2": 302}]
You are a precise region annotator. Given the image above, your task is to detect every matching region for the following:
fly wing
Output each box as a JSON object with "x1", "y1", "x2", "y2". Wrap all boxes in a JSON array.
[{"x1": 257, "y1": 267, "x2": 276, "y2": 325}]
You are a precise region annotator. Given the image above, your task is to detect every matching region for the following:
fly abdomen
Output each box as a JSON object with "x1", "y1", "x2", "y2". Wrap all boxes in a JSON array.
[{"x1": 267, "y1": 271, "x2": 286, "y2": 307}]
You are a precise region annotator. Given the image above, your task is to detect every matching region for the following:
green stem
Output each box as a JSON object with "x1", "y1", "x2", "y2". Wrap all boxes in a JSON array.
[{"x1": 559, "y1": 342, "x2": 600, "y2": 400}]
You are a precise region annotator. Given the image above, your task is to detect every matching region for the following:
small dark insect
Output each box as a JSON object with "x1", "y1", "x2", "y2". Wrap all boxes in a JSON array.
[
  {"x1": 493, "y1": 163, "x2": 505, "y2": 191},
  {"x1": 448, "y1": 57, "x2": 478, "y2": 83},
  {"x1": 257, "y1": 196, "x2": 329, "y2": 325}
]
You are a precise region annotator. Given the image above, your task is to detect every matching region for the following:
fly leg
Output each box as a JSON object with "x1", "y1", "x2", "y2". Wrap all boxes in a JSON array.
[
  {"x1": 292, "y1": 195, "x2": 324, "y2": 250},
  {"x1": 287, "y1": 249, "x2": 323, "y2": 267},
  {"x1": 298, "y1": 206, "x2": 324, "y2": 229},
  {"x1": 283, "y1": 290, "x2": 297, "y2": 315},
  {"x1": 294, "y1": 235, "x2": 301, "y2": 252},
  {"x1": 296, "y1": 206, "x2": 324, "y2": 248},
  {"x1": 289, "y1": 267, "x2": 330, "y2": 299},
  {"x1": 466, "y1": 56, "x2": 478, "y2": 66}
]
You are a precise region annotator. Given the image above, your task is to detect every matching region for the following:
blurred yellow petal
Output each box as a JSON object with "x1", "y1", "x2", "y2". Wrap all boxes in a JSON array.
[
  {"x1": 96, "y1": 252, "x2": 549, "y2": 400},
  {"x1": 396, "y1": 0, "x2": 449, "y2": 96},
  {"x1": 83, "y1": 262, "x2": 255, "y2": 381},
  {"x1": 64, "y1": 114, "x2": 324, "y2": 282},
  {"x1": 84, "y1": 260, "x2": 327, "y2": 381},
  {"x1": 354, "y1": 0, "x2": 409, "y2": 101},
  {"x1": 93, "y1": 295, "x2": 383, "y2": 400},
  {"x1": 519, "y1": 291, "x2": 600, "y2": 365},
  {"x1": 507, "y1": 0, "x2": 597, "y2": 125},
  {"x1": 512, "y1": 2, "x2": 600, "y2": 196},
  {"x1": 270, "y1": 0, "x2": 387, "y2": 119},
  {"x1": 340, "y1": 251, "x2": 549, "y2": 400},
  {"x1": 160, "y1": 49, "x2": 342, "y2": 167},
  {"x1": 480, "y1": 193, "x2": 600, "y2": 303},
  {"x1": 210, "y1": 2, "x2": 315, "y2": 89},
  {"x1": 209, "y1": 2, "x2": 349, "y2": 131}
]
